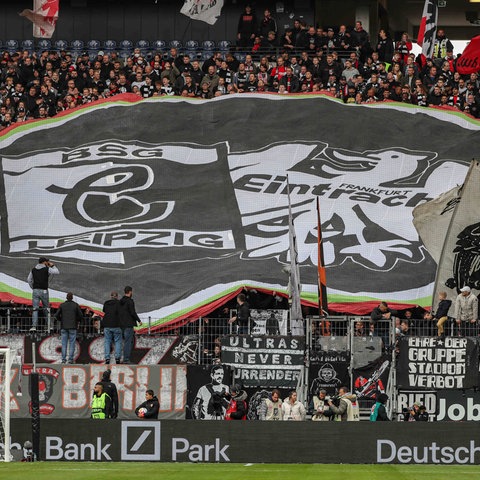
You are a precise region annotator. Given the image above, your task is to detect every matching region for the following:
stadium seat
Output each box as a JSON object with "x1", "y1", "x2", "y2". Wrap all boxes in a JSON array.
[
  {"x1": 185, "y1": 40, "x2": 199, "y2": 50},
  {"x1": 36, "y1": 39, "x2": 51, "y2": 52},
  {"x1": 202, "y1": 40, "x2": 216, "y2": 51},
  {"x1": 217, "y1": 40, "x2": 231, "y2": 53},
  {"x1": 169, "y1": 40, "x2": 183, "y2": 50},
  {"x1": 119, "y1": 39, "x2": 133, "y2": 58},
  {"x1": 136, "y1": 39, "x2": 150, "y2": 55},
  {"x1": 5, "y1": 39, "x2": 19, "y2": 53},
  {"x1": 201, "y1": 51, "x2": 214, "y2": 61},
  {"x1": 86, "y1": 39, "x2": 101, "y2": 60},
  {"x1": 235, "y1": 52, "x2": 246, "y2": 62},
  {"x1": 103, "y1": 39, "x2": 117, "y2": 52},
  {"x1": 87, "y1": 39, "x2": 101, "y2": 51},
  {"x1": 70, "y1": 39, "x2": 84, "y2": 54},
  {"x1": 21, "y1": 39, "x2": 34, "y2": 52},
  {"x1": 151, "y1": 40, "x2": 166, "y2": 52},
  {"x1": 54, "y1": 39, "x2": 69, "y2": 51}
]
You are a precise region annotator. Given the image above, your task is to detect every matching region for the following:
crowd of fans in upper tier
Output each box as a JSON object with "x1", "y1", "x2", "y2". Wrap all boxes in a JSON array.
[{"x1": 1, "y1": 7, "x2": 479, "y2": 130}]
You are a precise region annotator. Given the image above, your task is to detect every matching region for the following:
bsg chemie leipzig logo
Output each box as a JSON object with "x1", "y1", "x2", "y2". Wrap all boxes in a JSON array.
[{"x1": 1, "y1": 140, "x2": 241, "y2": 266}]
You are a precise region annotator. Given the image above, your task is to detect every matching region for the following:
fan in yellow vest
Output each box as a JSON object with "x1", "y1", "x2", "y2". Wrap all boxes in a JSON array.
[{"x1": 91, "y1": 382, "x2": 112, "y2": 419}]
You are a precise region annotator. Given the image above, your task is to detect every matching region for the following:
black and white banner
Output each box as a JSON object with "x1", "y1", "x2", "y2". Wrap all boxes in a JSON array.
[
  {"x1": 1, "y1": 95, "x2": 480, "y2": 327},
  {"x1": 309, "y1": 355, "x2": 350, "y2": 397},
  {"x1": 221, "y1": 335, "x2": 305, "y2": 388},
  {"x1": 397, "y1": 337, "x2": 479, "y2": 389},
  {"x1": 397, "y1": 389, "x2": 480, "y2": 421},
  {"x1": 185, "y1": 364, "x2": 233, "y2": 420}
]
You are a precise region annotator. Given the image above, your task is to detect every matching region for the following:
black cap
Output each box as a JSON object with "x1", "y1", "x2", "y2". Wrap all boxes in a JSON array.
[{"x1": 231, "y1": 383, "x2": 242, "y2": 394}]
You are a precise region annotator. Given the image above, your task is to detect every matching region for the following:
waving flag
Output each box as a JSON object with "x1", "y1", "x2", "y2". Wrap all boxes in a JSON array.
[
  {"x1": 417, "y1": 0, "x2": 438, "y2": 59},
  {"x1": 19, "y1": 0, "x2": 59, "y2": 39},
  {"x1": 457, "y1": 35, "x2": 480, "y2": 75},
  {"x1": 180, "y1": 0, "x2": 224, "y2": 25}
]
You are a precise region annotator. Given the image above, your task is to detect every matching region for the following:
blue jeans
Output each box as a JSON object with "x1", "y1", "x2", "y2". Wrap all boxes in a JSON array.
[
  {"x1": 237, "y1": 325, "x2": 249, "y2": 335},
  {"x1": 104, "y1": 327, "x2": 122, "y2": 361},
  {"x1": 32, "y1": 288, "x2": 49, "y2": 327},
  {"x1": 61, "y1": 328, "x2": 77, "y2": 362},
  {"x1": 122, "y1": 327, "x2": 134, "y2": 363}
]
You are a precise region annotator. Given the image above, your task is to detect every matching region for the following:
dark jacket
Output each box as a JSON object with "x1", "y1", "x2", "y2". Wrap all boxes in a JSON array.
[
  {"x1": 100, "y1": 379, "x2": 119, "y2": 418},
  {"x1": 55, "y1": 300, "x2": 83, "y2": 330},
  {"x1": 119, "y1": 295, "x2": 141, "y2": 328},
  {"x1": 435, "y1": 299, "x2": 452, "y2": 319},
  {"x1": 225, "y1": 390, "x2": 248, "y2": 420},
  {"x1": 135, "y1": 395, "x2": 159, "y2": 419},
  {"x1": 236, "y1": 302, "x2": 250, "y2": 327},
  {"x1": 102, "y1": 298, "x2": 121, "y2": 328}
]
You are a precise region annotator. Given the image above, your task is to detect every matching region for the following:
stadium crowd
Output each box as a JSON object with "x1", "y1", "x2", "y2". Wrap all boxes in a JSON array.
[{"x1": 1, "y1": 6, "x2": 480, "y2": 129}]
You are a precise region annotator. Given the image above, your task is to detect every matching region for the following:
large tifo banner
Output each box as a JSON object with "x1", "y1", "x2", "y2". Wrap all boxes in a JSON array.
[
  {"x1": 1, "y1": 95, "x2": 479, "y2": 328},
  {"x1": 7, "y1": 364, "x2": 186, "y2": 419},
  {"x1": 396, "y1": 336, "x2": 479, "y2": 389}
]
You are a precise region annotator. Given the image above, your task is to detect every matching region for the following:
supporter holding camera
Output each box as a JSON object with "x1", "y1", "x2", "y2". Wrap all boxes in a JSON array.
[
  {"x1": 310, "y1": 388, "x2": 331, "y2": 421},
  {"x1": 327, "y1": 386, "x2": 360, "y2": 421}
]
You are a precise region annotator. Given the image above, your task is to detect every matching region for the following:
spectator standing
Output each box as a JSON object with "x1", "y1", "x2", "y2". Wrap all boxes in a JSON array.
[
  {"x1": 455, "y1": 286, "x2": 478, "y2": 336},
  {"x1": 376, "y1": 29, "x2": 394, "y2": 65},
  {"x1": 237, "y1": 4, "x2": 258, "y2": 48},
  {"x1": 99, "y1": 369, "x2": 119, "y2": 419},
  {"x1": 426, "y1": 291, "x2": 452, "y2": 337},
  {"x1": 259, "y1": 389, "x2": 283, "y2": 421},
  {"x1": 102, "y1": 291, "x2": 122, "y2": 365},
  {"x1": 327, "y1": 386, "x2": 360, "y2": 421},
  {"x1": 135, "y1": 389, "x2": 160, "y2": 419},
  {"x1": 259, "y1": 9, "x2": 277, "y2": 38},
  {"x1": 310, "y1": 388, "x2": 332, "y2": 421},
  {"x1": 350, "y1": 20, "x2": 371, "y2": 61},
  {"x1": 229, "y1": 293, "x2": 250, "y2": 334},
  {"x1": 27, "y1": 257, "x2": 59, "y2": 332},
  {"x1": 225, "y1": 384, "x2": 248, "y2": 420},
  {"x1": 119, "y1": 286, "x2": 142, "y2": 364},
  {"x1": 54, "y1": 292, "x2": 83, "y2": 364},
  {"x1": 433, "y1": 29, "x2": 454, "y2": 63},
  {"x1": 370, "y1": 392, "x2": 389, "y2": 421},
  {"x1": 282, "y1": 390, "x2": 306, "y2": 421},
  {"x1": 91, "y1": 382, "x2": 112, "y2": 419}
]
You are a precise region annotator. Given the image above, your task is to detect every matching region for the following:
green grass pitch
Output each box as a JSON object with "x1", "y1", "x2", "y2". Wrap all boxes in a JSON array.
[{"x1": 1, "y1": 463, "x2": 480, "y2": 479}]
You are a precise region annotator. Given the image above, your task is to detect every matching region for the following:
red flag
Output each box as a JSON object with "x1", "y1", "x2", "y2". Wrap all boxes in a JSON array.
[
  {"x1": 19, "y1": 0, "x2": 59, "y2": 39},
  {"x1": 316, "y1": 197, "x2": 328, "y2": 317},
  {"x1": 417, "y1": 0, "x2": 438, "y2": 59},
  {"x1": 457, "y1": 35, "x2": 480, "y2": 75}
]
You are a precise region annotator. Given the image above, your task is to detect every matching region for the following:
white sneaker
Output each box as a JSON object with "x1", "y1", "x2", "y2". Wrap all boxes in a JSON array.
[{"x1": 29, "y1": 327, "x2": 37, "y2": 332}]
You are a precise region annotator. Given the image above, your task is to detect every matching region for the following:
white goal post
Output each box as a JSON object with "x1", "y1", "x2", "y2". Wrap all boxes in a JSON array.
[{"x1": 0, "y1": 348, "x2": 11, "y2": 462}]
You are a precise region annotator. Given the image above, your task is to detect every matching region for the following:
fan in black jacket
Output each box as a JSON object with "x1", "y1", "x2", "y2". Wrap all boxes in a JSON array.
[{"x1": 135, "y1": 390, "x2": 159, "y2": 419}]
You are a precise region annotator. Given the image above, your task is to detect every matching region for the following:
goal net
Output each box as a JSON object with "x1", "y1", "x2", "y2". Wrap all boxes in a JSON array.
[{"x1": 0, "y1": 348, "x2": 12, "y2": 462}]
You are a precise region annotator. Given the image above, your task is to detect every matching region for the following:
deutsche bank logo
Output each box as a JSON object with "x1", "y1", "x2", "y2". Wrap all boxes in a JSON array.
[{"x1": 121, "y1": 421, "x2": 161, "y2": 461}]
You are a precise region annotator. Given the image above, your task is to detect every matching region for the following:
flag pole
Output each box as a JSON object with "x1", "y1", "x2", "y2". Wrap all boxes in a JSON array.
[
  {"x1": 316, "y1": 197, "x2": 330, "y2": 335},
  {"x1": 286, "y1": 175, "x2": 303, "y2": 336}
]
